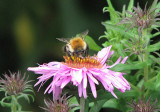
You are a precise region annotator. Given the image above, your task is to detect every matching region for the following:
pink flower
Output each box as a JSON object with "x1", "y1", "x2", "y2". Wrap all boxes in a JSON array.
[{"x1": 27, "y1": 45, "x2": 130, "y2": 99}]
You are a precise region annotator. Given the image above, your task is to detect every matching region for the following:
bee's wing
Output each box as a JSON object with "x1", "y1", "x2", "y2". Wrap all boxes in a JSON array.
[
  {"x1": 79, "y1": 29, "x2": 89, "y2": 40},
  {"x1": 56, "y1": 38, "x2": 70, "y2": 43}
]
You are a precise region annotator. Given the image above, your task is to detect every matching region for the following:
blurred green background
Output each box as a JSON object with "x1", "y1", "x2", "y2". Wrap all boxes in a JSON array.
[{"x1": 0, "y1": 0, "x2": 155, "y2": 111}]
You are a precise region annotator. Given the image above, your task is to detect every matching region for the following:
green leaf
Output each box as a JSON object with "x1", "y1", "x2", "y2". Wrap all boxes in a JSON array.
[
  {"x1": 110, "y1": 62, "x2": 147, "y2": 72},
  {"x1": 89, "y1": 100, "x2": 106, "y2": 112},
  {"x1": 106, "y1": 0, "x2": 119, "y2": 23},
  {"x1": 102, "y1": 99, "x2": 117, "y2": 109},
  {"x1": 103, "y1": 7, "x2": 108, "y2": 13},
  {"x1": 155, "y1": 72, "x2": 160, "y2": 89},
  {"x1": 147, "y1": 42, "x2": 160, "y2": 52},
  {"x1": 150, "y1": 32, "x2": 160, "y2": 38},
  {"x1": 102, "y1": 22, "x2": 134, "y2": 38},
  {"x1": 0, "y1": 96, "x2": 11, "y2": 107},
  {"x1": 122, "y1": 5, "x2": 126, "y2": 17},
  {"x1": 70, "y1": 107, "x2": 80, "y2": 112},
  {"x1": 88, "y1": 89, "x2": 137, "y2": 102},
  {"x1": 127, "y1": 0, "x2": 134, "y2": 12},
  {"x1": 151, "y1": 0, "x2": 158, "y2": 10},
  {"x1": 85, "y1": 36, "x2": 102, "y2": 51}
]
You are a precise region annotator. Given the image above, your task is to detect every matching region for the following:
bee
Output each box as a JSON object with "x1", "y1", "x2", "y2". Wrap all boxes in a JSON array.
[{"x1": 56, "y1": 30, "x2": 89, "y2": 58}]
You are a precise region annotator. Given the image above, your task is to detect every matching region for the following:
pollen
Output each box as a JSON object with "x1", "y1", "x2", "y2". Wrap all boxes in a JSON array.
[
  {"x1": 62, "y1": 55, "x2": 103, "y2": 69},
  {"x1": 70, "y1": 37, "x2": 85, "y2": 50}
]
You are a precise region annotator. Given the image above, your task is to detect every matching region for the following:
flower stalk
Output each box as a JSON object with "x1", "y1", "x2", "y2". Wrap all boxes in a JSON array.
[
  {"x1": 11, "y1": 95, "x2": 17, "y2": 112},
  {"x1": 80, "y1": 97, "x2": 85, "y2": 112}
]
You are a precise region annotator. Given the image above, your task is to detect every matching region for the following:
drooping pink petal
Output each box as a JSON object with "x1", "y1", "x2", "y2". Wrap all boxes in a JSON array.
[
  {"x1": 88, "y1": 77, "x2": 97, "y2": 98},
  {"x1": 83, "y1": 84, "x2": 87, "y2": 99},
  {"x1": 54, "y1": 86, "x2": 62, "y2": 100},
  {"x1": 78, "y1": 83, "x2": 83, "y2": 97},
  {"x1": 97, "y1": 45, "x2": 112, "y2": 65},
  {"x1": 87, "y1": 72, "x2": 99, "y2": 85},
  {"x1": 60, "y1": 77, "x2": 71, "y2": 88},
  {"x1": 121, "y1": 56, "x2": 128, "y2": 64},
  {"x1": 111, "y1": 91, "x2": 118, "y2": 99},
  {"x1": 107, "y1": 56, "x2": 121, "y2": 68},
  {"x1": 83, "y1": 73, "x2": 87, "y2": 89}
]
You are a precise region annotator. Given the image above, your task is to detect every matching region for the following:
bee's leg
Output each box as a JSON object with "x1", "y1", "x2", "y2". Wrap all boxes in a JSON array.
[
  {"x1": 68, "y1": 52, "x2": 74, "y2": 61},
  {"x1": 63, "y1": 45, "x2": 67, "y2": 53}
]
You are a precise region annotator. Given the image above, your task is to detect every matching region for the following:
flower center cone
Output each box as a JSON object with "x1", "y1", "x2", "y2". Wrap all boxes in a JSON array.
[{"x1": 63, "y1": 55, "x2": 103, "y2": 69}]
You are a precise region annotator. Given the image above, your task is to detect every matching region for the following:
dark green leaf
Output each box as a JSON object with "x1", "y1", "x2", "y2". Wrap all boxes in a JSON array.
[
  {"x1": 150, "y1": 32, "x2": 160, "y2": 38},
  {"x1": 110, "y1": 62, "x2": 147, "y2": 72},
  {"x1": 89, "y1": 100, "x2": 106, "y2": 112},
  {"x1": 85, "y1": 36, "x2": 102, "y2": 51},
  {"x1": 106, "y1": 0, "x2": 119, "y2": 23},
  {"x1": 147, "y1": 42, "x2": 160, "y2": 52},
  {"x1": 102, "y1": 22, "x2": 134, "y2": 38},
  {"x1": 88, "y1": 89, "x2": 137, "y2": 102},
  {"x1": 127, "y1": 0, "x2": 134, "y2": 13}
]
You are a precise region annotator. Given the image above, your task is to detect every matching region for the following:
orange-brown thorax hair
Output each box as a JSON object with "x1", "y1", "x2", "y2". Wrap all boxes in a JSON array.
[{"x1": 70, "y1": 37, "x2": 85, "y2": 50}]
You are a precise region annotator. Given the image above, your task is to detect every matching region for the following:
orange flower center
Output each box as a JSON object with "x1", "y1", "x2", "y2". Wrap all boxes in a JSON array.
[{"x1": 62, "y1": 56, "x2": 103, "y2": 69}]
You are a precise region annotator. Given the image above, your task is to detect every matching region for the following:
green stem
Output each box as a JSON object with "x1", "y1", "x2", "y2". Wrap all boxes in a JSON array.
[
  {"x1": 143, "y1": 53, "x2": 148, "y2": 82},
  {"x1": 94, "y1": 101, "x2": 98, "y2": 112},
  {"x1": 80, "y1": 97, "x2": 85, "y2": 112},
  {"x1": 11, "y1": 95, "x2": 17, "y2": 112},
  {"x1": 142, "y1": 29, "x2": 149, "y2": 83},
  {"x1": 140, "y1": 29, "x2": 149, "y2": 97}
]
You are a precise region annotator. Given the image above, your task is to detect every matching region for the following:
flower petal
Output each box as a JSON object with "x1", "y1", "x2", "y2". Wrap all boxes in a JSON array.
[
  {"x1": 88, "y1": 77, "x2": 97, "y2": 98},
  {"x1": 121, "y1": 56, "x2": 128, "y2": 64},
  {"x1": 60, "y1": 77, "x2": 71, "y2": 88},
  {"x1": 108, "y1": 56, "x2": 121, "y2": 68},
  {"x1": 97, "y1": 45, "x2": 112, "y2": 64},
  {"x1": 78, "y1": 83, "x2": 82, "y2": 97},
  {"x1": 72, "y1": 69, "x2": 83, "y2": 85},
  {"x1": 83, "y1": 73, "x2": 87, "y2": 88},
  {"x1": 87, "y1": 72, "x2": 99, "y2": 85}
]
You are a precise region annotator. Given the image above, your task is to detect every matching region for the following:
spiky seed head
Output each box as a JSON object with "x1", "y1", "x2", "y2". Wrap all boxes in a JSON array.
[
  {"x1": 40, "y1": 94, "x2": 72, "y2": 112},
  {"x1": 123, "y1": 36, "x2": 147, "y2": 56},
  {"x1": 128, "y1": 97, "x2": 160, "y2": 112},
  {"x1": 118, "y1": 1, "x2": 160, "y2": 36},
  {"x1": 0, "y1": 71, "x2": 32, "y2": 96}
]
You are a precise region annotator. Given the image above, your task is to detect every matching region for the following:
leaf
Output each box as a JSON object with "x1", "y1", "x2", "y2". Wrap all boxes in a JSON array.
[
  {"x1": 122, "y1": 5, "x2": 126, "y2": 17},
  {"x1": 102, "y1": 99, "x2": 117, "y2": 109},
  {"x1": 89, "y1": 100, "x2": 106, "y2": 112},
  {"x1": 155, "y1": 72, "x2": 160, "y2": 89},
  {"x1": 151, "y1": 0, "x2": 158, "y2": 10},
  {"x1": 85, "y1": 36, "x2": 102, "y2": 51},
  {"x1": 150, "y1": 32, "x2": 160, "y2": 38},
  {"x1": 0, "y1": 96, "x2": 11, "y2": 107},
  {"x1": 102, "y1": 22, "x2": 134, "y2": 38},
  {"x1": 127, "y1": 0, "x2": 134, "y2": 13},
  {"x1": 88, "y1": 89, "x2": 137, "y2": 102},
  {"x1": 110, "y1": 62, "x2": 147, "y2": 72},
  {"x1": 106, "y1": 0, "x2": 119, "y2": 23},
  {"x1": 147, "y1": 42, "x2": 160, "y2": 52}
]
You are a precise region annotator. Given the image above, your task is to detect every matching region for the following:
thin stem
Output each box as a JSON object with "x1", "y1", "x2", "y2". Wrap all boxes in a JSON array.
[
  {"x1": 142, "y1": 29, "x2": 149, "y2": 82},
  {"x1": 94, "y1": 101, "x2": 98, "y2": 112},
  {"x1": 143, "y1": 53, "x2": 148, "y2": 82},
  {"x1": 80, "y1": 97, "x2": 85, "y2": 112},
  {"x1": 139, "y1": 29, "x2": 149, "y2": 97},
  {"x1": 11, "y1": 95, "x2": 17, "y2": 112}
]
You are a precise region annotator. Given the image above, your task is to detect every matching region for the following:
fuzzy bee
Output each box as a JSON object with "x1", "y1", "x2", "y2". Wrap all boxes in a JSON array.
[{"x1": 56, "y1": 30, "x2": 89, "y2": 58}]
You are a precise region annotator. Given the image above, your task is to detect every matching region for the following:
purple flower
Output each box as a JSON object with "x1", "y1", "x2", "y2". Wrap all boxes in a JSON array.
[{"x1": 28, "y1": 45, "x2": 130, "y2": 99}]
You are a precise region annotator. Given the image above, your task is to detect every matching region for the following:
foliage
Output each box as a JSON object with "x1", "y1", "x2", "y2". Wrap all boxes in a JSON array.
[{"x1": 71, "y1": 0, "x2": 160, "y2": 111}]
